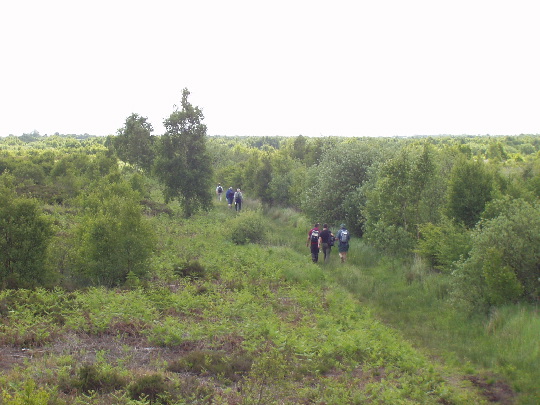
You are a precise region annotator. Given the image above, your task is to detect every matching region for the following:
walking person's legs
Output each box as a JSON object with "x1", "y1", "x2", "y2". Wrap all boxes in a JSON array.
[
  {"x1": 310, "y1": 244, "x2": 319, "y2": 263},
  {"x1": 322, "y1": 243, "x2": 330, "y2": 262}
]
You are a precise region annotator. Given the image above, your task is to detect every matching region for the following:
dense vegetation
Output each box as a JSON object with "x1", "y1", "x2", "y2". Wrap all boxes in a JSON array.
[{"x1": 0, "y1": 99, "x2": 539, "y2": 403}]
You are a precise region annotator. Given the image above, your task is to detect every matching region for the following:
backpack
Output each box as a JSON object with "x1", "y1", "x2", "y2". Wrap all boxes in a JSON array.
[
  {"x1": 310, "y1": 229, "x2": 319, "y2": 243},
  {"x1": 217, "y1": 186, "x2": 223, "y2": 193},
  {"x1": 328, "y1": 234, "x2": 335, "y2": 247},
  {"x1": 235, "y1": 192, "x2": 242, "y2": 202},
  {"x1": 339, "y1": 230, "x2": 349, "y2": 243}
]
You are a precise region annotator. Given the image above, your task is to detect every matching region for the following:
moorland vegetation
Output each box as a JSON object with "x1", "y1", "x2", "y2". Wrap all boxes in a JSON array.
[{"x1": 0, "y1": 92, "x2": 539, "y2": 404}]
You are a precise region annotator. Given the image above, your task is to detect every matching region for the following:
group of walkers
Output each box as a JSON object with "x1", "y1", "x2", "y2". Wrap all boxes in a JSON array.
[
  {"x1": 307, "y1": 223, "x2": 350, "y2": 264},
  {"x1": 216, "y1": 184, "x2": 243, "y2": 211},
  {"x1": 216, "y1": 184, "x2": 350, "y2": 262}
]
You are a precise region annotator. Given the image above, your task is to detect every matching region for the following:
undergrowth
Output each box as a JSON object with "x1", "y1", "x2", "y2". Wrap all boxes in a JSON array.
[
  {"x1": 0, "y1": 202, "x2": 506, "y2": 404},
  {"x1": 331, "y1": 242, "x2": 538, "y2": 405}
]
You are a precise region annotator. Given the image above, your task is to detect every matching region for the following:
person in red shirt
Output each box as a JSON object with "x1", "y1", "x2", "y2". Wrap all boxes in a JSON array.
[{"x1": 306, "y1": 223, "x2": 321, "y2": 263}]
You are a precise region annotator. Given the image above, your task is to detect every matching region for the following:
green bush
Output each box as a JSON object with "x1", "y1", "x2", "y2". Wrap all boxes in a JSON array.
[
  {"x1": 0, "y1": 174, "x2": 55, "y2": 289},
  {"x1": 230, "y1": 211, "x2": 268, "y2": 245},
  {"x1": 417, "y1": 219, "x2": 471, "y2": 272},
  {"x1": 483, "y1": 249, "x2": 524, "y2": 305},
  {"x1": 451, "y1": 198, "x2": 540, "y2": 310},
  {"x1": 1, "y1": 380, "x2": 50, "y2": 404},
  {"x1": 365, "y1": 222, "x2": 415, "y2": 256},
  {"x1": 74, "y1": 179, "x2": 155, "y2": 287}
]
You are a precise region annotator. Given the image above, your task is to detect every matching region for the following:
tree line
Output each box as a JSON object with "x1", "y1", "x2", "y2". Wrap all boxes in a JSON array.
[{"x1": 1, "y1": 90, "x2": 539, "y2": 312}]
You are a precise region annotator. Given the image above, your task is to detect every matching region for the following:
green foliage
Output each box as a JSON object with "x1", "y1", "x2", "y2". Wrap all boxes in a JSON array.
[
  {"x1": 3, "y1": 134, "x2": 540, "y2": 403},
  {"x1": 364, "y1": 143, "x2": 443, "y2": 252},
  {"x1": 167, "y1": 350, "x2": 253, "y2": 383},
  {"x1": 417, "y1": 219, "x2": 472, "y2": 271},
  {"x1": 1, "y1": 379, "x2": 51, "y2": 404},
  {"x1": 243, "y1": 150, "x2": 273, "y2": 201},
  {"x1": 0, "y1": 174, "x2": 54, "y2": 288},
  {"x1": 75, "y1": 363, "x2": 127, "y2": 394},
  {"x1": 482, "y1": 249, "x2": 524, "y2": 306},
  {"x1": 451, "y1": 198, "x2": 540, "y2": 310},
  {"x1": 73, "y1": 178, "x2": 155, "y2": 287},
  {"x1": 446, "y1": 157, "x2": 495, "y2": 228},
  {"x1": 127, "y1": 374, "x2": 168, "y2": 403},
  {"x1": 365, "y1": 222, "x2": 416, "y2": 256},
  {"x1": 302, "y1": 141, "x2": 378, "y2": 234},
  {"x1": 12, "y1": 161, "x2": 46, "y2": 186},
  {"x1": 154, "y1": 88, "x2": 213, "y2": 217},
  {"x1": 230, "y1": 210, "x2": 268, "y2": 245},
  {"x1": 113, "y1": 113, "x2": 155, "y2": 171},
  {"x1": 173, "y1": 260, "x2": 206, "y2": 279}
]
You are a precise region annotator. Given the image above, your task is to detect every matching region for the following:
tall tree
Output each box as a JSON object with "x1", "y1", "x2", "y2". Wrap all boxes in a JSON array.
[
  {"x1": 154, "y1": 89, "x2": 213, "y2": 216},
  {"x1": 113, "y1": 113, "x2": 155, "y2": 171},
  {"x1": 302, "y1": 141, "x2": 379, "y2": 234}
]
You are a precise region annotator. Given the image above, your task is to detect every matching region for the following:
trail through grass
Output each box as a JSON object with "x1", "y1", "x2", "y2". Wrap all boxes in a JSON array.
[{"x1": 327, "y1": 240, "x2": 539, "y2": 405}]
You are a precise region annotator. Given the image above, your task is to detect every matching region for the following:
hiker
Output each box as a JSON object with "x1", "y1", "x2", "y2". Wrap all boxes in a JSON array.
[
  {"x1": 226, "y1": 187, "x2": 235, "y2": 208},
  {"x1": 336, "y1": 223, "x2": 350, "y2": 263},
  {"x1": 306, "y1": 223, "x2": 321, "y2": 263},
  {"x1": 234, "y1": 188, "x2": 243, "y2": 212},
  {"x1": 216, "y1": 183, "x2": 223, "y2": 201},
  {"x1": 319, "y1": 223, "x2": 335, "y2": 263}
]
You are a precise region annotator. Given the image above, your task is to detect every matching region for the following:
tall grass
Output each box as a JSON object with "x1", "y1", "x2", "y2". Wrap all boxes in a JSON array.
[{"x1": 329, "y1": 240, "x2": 540, "y2": 404}]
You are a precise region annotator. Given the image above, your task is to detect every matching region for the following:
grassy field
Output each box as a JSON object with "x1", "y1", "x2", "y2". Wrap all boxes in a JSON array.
[
  {"x1": 325, "y1": 241, "x2": 539, "y2": 405},
  {"x1": 0, "y1": 200, "x2": 534, "y2": 404}
]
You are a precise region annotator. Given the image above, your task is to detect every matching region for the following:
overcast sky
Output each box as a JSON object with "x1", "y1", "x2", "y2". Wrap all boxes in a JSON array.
[{"x1": 1, "y1": 0, "x2": 539, "y2": 138}]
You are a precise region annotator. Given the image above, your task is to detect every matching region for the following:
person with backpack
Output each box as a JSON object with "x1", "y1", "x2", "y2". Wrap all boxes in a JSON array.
[
  {"x1": 336, "y1": 223, "x2": 350, "y2": 263},
  {"x1": 234, "y1": 188, "x2": 243, "y2": 212},
  {"x1": 319, "y1": 224, "x2": 335, "y2": 263},
  {"x1": 226, "y1": 187, "x2": 235, "y2": 208},
  {"x1": 306, "y1": 223, "x2": 321, "y2": 263},
  {"x1": 216, "y1": 183, "x2": 224, "y2": 201}
]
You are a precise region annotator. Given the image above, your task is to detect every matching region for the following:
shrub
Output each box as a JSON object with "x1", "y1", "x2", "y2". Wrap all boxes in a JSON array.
[
  {"x1": 230, "y1": 211, "x2": 268, "y2": 245},
  {"x1": 451, "y1": 198, "x2": 540, "y2": 310},
  {"x1": 1, "y1": 380, "x2": 50, "y2": 404},
  {"x1": 127, "y1": 373, "x2": 168, "y2": 403},
  {"x1": 0, "y1": 174, "x2": 55, "y2": 288},
  {"x1": 365, "y1": 223, "x2": 415, "y2": 257},
  {"x1": 173, "y1": 260, "x2": 206, "y2": 279},
  {"x1": 417, "y1": 219, "x2": 471, "y2": 272},
  {"x1": 482, "y1": 249, "x2": 524, "y2": 306},
  {"x1": 74, "y1": 180, "x2": 155, "y2": 287}
]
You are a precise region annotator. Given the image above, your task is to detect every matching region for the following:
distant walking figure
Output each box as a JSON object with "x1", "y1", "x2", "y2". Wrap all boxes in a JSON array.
[
  {"x1": 234, "y1": 188, "x2": 243, "y2": 212},
  {"x1": 226, "y1": 187, "x2": 234, "y2": 208},
  {"x1": 216, "y1": 183, "x2": 223, "y2": 201},
  {"x1": 336, "y1": 223, "x2": 350, "y2": 263}
]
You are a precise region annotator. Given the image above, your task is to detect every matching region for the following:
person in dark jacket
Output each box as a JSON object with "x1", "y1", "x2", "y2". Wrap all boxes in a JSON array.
[
  {"x1": 226, "y1": 187, "x2": 234, "y2": 208},
  {"x1": 319, "y1": 223, "x2": 334, "y2": 263}
]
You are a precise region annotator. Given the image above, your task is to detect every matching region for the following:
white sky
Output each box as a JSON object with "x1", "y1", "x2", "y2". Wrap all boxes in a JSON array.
[{"x1": 1, "y1": 0, "x2": 539, "y2": 137}]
